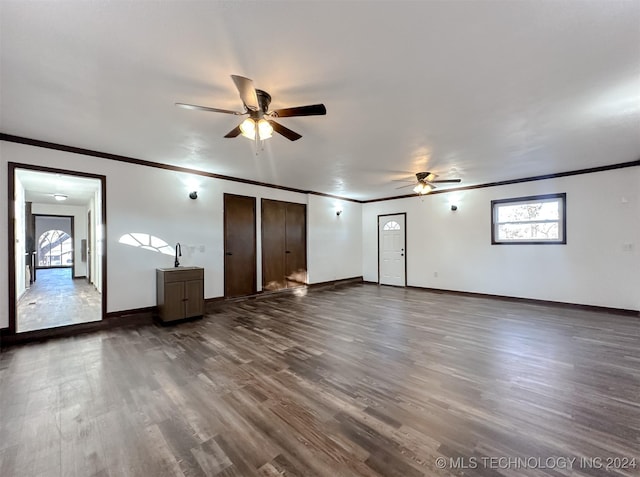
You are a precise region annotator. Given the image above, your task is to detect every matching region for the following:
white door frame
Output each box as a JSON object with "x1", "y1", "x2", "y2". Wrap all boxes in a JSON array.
[{"x1": 378, "y1": 213, "x2": 407, "y2": 287}]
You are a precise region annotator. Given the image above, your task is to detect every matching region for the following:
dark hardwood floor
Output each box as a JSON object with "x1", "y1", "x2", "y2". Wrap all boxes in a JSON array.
[{"x1": 1, "y1": 284, "x2": 638, "y2": 476}]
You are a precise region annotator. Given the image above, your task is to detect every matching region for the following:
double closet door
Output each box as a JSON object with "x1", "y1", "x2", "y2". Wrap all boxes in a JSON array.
[
  {"x1": 223, "y1": 195, "x2": 307, "y2": 298},
  {"x1": 261, "y1": 199, "x2": 307, "y2": 291}
]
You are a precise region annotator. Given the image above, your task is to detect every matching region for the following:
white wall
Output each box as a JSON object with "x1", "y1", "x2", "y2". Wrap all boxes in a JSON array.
[
  {"x1": 0, "y1": 147, "x2": 7, "y2": 326},
  {"x1": 31, "y1": 204, "x2": 88, "y2": 277},
  {"x1": 307, "y1": 195, "x2": 362, "y2": 284},
  {"x1": 91, "y1": 190, "x2": 103, "y2": 293},
  {"x1": 2, "y1": 139, "x2": 636, "y2": 330},
  {"x1": 0, "y1": 140, "x2": 363, "y2": 327},
  {"x1": 14, "y1": 176, "x2": 26, "y2": 299},
  {"x1": 106, "y1": 163, "x2": 314, "y2": 311},
  {"x1": 363, "y1": 167, "x2": 640, "y2": 311}
]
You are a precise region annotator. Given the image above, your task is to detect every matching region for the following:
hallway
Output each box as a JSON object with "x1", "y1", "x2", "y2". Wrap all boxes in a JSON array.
[{"x1": 17, "y1": 268, "x2": 101, "y2": 332}]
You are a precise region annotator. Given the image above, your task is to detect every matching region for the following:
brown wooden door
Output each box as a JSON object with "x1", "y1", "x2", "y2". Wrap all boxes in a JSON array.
[
  {"x1": 262, "y1": 200, "x2": 287, "y2": 291},
  {"x1": 261, "y1": 199, "x2": 307, "y2": 291},
  {"x1": 224, "y1": 194, "x2": 257, "y2": 298},
  {"x1": 285, "y1": 202, "x2": 307, "y2": 287}
]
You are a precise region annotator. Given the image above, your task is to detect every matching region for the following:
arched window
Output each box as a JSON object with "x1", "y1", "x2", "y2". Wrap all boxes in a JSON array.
[
  {"x1": 38, "y1": 230, "x2": 73, "y2": 266},
  {"x1": 383, "y1": 220, "x2": 401, "y2": 231}
]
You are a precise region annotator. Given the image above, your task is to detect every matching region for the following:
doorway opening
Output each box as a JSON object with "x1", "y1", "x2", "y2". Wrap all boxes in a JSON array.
[
  {"x1": 37, "y1": 228, "x2": 73, "y2": 267},
  {"x1": 8, "y1": 163, "x2": 106, "y2": 334},
  {"x1": 34, "y1": 216, "x2": 74, "y2": 273}
]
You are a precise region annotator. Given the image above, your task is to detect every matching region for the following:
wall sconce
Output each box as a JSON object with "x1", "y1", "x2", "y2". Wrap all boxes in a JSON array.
[
  {"x1": 451, "y1": 204, "x2": 458, "y2": 211},
  {"x1": 189, "y1": 191, "x2": 198, "y2": 200}
]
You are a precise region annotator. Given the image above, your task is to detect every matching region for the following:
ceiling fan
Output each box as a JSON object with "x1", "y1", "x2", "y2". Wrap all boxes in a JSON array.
[
  {"x1": 395, "y1": 172, "x2": 462, "y2": 195},
  {"x1": 176, "y1": 75, "x2": 326, "y2": 141}
]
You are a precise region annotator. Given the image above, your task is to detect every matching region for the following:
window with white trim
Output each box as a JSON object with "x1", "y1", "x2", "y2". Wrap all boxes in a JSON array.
[{"x1": 491, "y1": 193, "x2": 566, "y2": 244}]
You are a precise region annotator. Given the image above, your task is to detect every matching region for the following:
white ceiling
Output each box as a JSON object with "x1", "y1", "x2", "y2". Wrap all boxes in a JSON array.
[
  {"x1": 17, "y1": 169, "x2": 100, "y2": 207},
  {"x1": 1, "y1": 1, "x2": 639, "y2": 201}
]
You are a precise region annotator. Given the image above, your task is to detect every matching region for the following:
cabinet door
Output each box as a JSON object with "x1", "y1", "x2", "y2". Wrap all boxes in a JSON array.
[
  {"x1": 164, "y1": 281, "x2": 185, "y2": 321},
  {"x1": 184, "y1": 279, "x2": 204, "y2": 317},
  {"x1": 285, "y1": 202, "x2": 307, "y2": 288}
]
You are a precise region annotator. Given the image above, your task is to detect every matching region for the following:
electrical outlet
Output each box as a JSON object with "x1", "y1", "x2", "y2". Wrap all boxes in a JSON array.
[
  {"x1": 622, "y1": 243, "x2": 634, "y2": 252},
  {"x1": 434, "y1": 271, "x2": 438, "y2": 278},
  {"x1": 199, "y1": 245, "x2": 205, "y2": 253}
]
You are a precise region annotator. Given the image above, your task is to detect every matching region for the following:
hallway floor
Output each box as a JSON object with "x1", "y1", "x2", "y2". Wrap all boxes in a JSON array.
[{"x1": 17, "y1": 268, "x2": 101, "y2": 332}]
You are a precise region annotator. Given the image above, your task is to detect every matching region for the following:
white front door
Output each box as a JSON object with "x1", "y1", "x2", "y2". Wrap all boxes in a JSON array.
[{"x1": 379, "y1": 214, "x2": 406, "y2": 286}]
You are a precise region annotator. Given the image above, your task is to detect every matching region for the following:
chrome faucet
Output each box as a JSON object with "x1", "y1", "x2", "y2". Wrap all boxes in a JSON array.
[{"x1": 174, "y1": 242, "x2": 182, "y2": 267}]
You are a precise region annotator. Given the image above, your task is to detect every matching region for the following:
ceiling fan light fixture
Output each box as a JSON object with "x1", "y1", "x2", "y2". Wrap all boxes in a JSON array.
[
  {"x1": 239, "y1": 118, "x2": 273, "y2": 140},
  {"x1": 239, "y1": 118, "x2": 256, "y2": 139},
  {"x1": 413, "y1": 182, "x2": 433, "y2": 195},
  {"x1": 178, "y1": 75, "x2": 325, "y2": 141},
  {"x1": 257, "y1": 119, "x2": 273, "y2": 139}
]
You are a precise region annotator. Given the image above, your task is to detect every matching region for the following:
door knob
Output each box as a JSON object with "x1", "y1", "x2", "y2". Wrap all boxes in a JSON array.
[
  {"x1": 225, "y1": 252, "x2": 232, "y2": 256},
  {"x1": 285, "y1": 250, "x2": 291, "y2": 254}
]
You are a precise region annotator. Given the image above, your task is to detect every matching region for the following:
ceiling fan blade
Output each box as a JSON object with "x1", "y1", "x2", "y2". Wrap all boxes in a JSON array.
[
  {"x1": 224, "y1": 125, "x2": 242, "y2": 138},
  {"x1": 430, "y1": 179, "x2": 462, "y2": 183},
  {"x1": 269, "y1": 120, "x2": 302, "y2": 141},
  {"x1": 395, "y1": 184, "x2": 416, "y2": 189},
  {"x1": 231, "y1": 75, "x2": 259, "y2": 111},
  {"x1": 271, "y1": 104, "x2": 327, "y2": 118},
  {"x1": 175, "y1": 103, "x2": 244, "y2": 115}
]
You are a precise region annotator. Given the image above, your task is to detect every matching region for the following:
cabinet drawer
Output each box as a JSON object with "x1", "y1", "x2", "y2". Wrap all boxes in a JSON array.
[{"x1": 159, "y1": 268, "x2": 204, "y2": 283}]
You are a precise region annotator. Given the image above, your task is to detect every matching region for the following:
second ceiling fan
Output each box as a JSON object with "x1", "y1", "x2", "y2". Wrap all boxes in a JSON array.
[
  {"x1": 395, "y1": 172, "x2": 462, "y2": 195},
  {"x1": 176, "y1": 75, "x2": 326, "y2": 141}
]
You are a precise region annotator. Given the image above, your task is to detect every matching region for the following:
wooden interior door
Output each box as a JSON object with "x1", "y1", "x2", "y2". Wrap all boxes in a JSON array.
[
  {"x1": 224, "y1": 194, "x2": 257, "y2": 298},
  {"x1": 262, "y1": 200, "x2": 287, "y2": 291},
  {"x1": 285, "y1": 202, "x2": 307, "y2": 287}
]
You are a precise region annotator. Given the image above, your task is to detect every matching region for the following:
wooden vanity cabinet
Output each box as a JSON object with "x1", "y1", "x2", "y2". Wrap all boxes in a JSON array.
[{"x1": 156, "y1": 267, "x2": 204, "y2": 322}]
